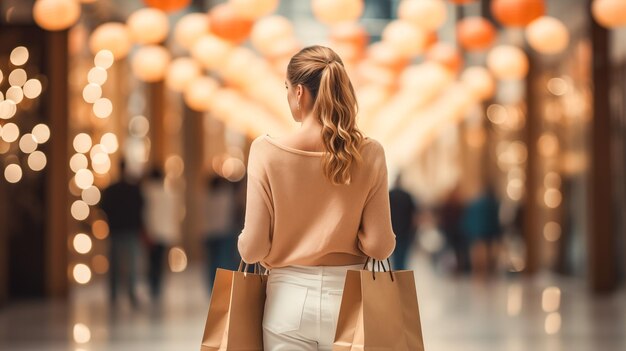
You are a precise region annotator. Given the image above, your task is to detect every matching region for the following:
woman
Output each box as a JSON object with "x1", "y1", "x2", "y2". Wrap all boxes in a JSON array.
[{"x1": 238, "y1": 45, "x2": 396, "y2": 351}]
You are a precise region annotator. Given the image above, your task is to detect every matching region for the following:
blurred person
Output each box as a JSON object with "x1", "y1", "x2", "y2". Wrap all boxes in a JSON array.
[
  {"x1": 461, "y1": 185, "x2": 502, "y2": 281},
  {"x1": 100, "y1": 160, "x2": 144, "y2": 307},
  {"x1": 202, "y1": 174, "x2": 240, "y2": 289},
  {"x1": 389, "y1": 174, "x2": 418, "y2": 270},
  {"x1": 142, "y1": 168, "x2": 181, "y2": 301},
  {"x1": 439, "y1": 185, "x2": 470, "y2": 275},
  {"x1": 238, "y1": 46, "x2": 396, "y2": 350}
]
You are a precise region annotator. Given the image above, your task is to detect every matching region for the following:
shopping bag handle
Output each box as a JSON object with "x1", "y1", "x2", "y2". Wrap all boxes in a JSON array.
[
  {"x1": 237, "y1": 261, "x2": 268, "y2": 277},
  {"x1": 362, "y1": 257, "x2": 394, "y2": 282}
]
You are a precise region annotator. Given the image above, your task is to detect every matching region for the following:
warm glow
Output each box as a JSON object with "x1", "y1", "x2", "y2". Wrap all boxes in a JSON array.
[
  {"x1": 547, "y1": 77, "x2": 569, "y2": 96},
  {"x1": 487, "y1": 45, "x2": 529, "y2": 80},
  {"x1": 487, "y1": 104, "x2": 507, "y2": 125},
  {"x1": 28, "y1": 151, "x2": 47, "y2": 171},
  {"x1": 311, "y1": 0, "x2": 364, "y2": 25},
  {"x1": 544, "y1": 189, "x2": 562, "y2": 208},
  {"x1": 92, "y1": 219, "x2": 109, "y2": 240},
  {"x1": 507, "y1": 284, "x2": 522, "y2": 316},
  {"x1": 32, "y1": 124, "x2": 50, "y2": 143},
  {"x1": 542, "y1": 287, "x2": 561, "y2": 313},
  {"x1": 165, "y1": 155, "x2": 185, "y2": 178},
  {"x1": 92, "y1": 254, "x2": 109, "y2": 274},
  {"x1": 4, "y1": 164, "x2": 23, "y2": 183},
  {"x1": 131, "y1": 45, "x2": 171, "y2": 82},
  {"x1": 173, "y1": 13, "x2": 209, "y2": 50},
  {"x1": 544, "y1": 221, "x2": 561, "y2": 242},
  {"x1": 507, "y1": 179, "x2": 524, "y2": 201},
  {"x1": 33, "y1": 0, "x2": 81, "y2": 31},
  {"x1": 168, "y1": 247, "x2": 188, "y2": 273},
  {"x1": 222, "y1": 157, "x2": 246, "y2": 181},
  {"x1": 18, "y1": 134, "x2": 37, "y2": 154},
  {"x1": 1, "y1": 122, "x2": 20, "y2": 142},
  {"x1": 129, "y1": 115, "x2": 150, "y2": 137},
  {"x1": 398, "y1": 0, "x2": 447, "y2": 32},
  {"x1": 0, "y1": 100, "x2": 17, "y2": 120},
  {"x1": 382, "y1": 20, "x2": 427, "y2": 58},
  {"x1": 93, "y1": 98, "x2": 113, "y2": 118},
  {"x1": 73, "y1": 133, "x2": 92, "y2": 153},
  {"x1": 9, "y1": 69, "x2": 27, "y2": 87},
  {"x1": 72, "y1": 323, "x2": 91, "y2": 343},
  {"x1": 526, "y1": 16, "x2": 569, "y2": 55},
  {"x1": 71, "y1": 200, "x2": 90, "y2": 220},
  {"x1": 23, "y1": 79, "x2": 43, "y2": 99},
  {"x1": 75, "y1": 169, "x2": 94, "y2": 189},
  {"x1": 89, "y1": 23, "x2": 131, "y2": 60},
  {"x1": 544, "y1": 172, "x2": 561, "y2": 189},
  {"x1": 90, "y1": 144, "x2": 109, "y2": 158},
  {"x1": 73, "y1": 233, "x2": 93, "y2": 254},
  {"x1": 100, "y1": 133, "x2": 119, "y2": 153},
  {"x1": 70, "y1": 153, "x2": 88, "y2": 172},
  {"x1": 545, "y1": 312, "x2": 561, "y2": 335},
  {"x1": 82, "y1": 83, "x2": 102, "y2": 103},
  {"x1": 10, "y1": 46, "x2": 29, "y2": 66},
  {"x1": 127, "y1": 8, "x2": 170, "y2": 45},
  {"x1": 81, "y1": 186, "x2": 101, "y2": 206},
  {"x1": 88, "y1": 67, "x2": 108, "y2": 86},
  {"x1": 6, "y1": 86, "x2": 24, "y2": 104},
  {"x1": 538, "y1": 133, "x2": 559, "y2": 157},
  {"x1": 72, "y1": 264, "x2": 92, "y2": 285},
  {"x1": 94, "y1": 50, "x2": 115, "y2": 69},
  {"x1": 165, "y1": 57, "x2": 201, "y2": 92},
  {"x1": 91, "y1": 152, "x2": 111, "y2": 175}
]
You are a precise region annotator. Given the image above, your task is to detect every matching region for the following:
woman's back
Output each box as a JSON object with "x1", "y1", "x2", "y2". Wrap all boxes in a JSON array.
[{"x1": 237, "y1": 134, "x2": 396, "y2": 269}]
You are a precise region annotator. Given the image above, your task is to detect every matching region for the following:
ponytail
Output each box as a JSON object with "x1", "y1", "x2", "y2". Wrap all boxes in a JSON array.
[{"x1": 287, "y1": 45, "x2": 364, "y2": 185}]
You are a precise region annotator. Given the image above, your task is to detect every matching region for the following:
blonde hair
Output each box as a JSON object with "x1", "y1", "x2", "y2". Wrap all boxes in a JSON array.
[{"x1": 287, "y1": 45, "x2": 364, "y2": 185}]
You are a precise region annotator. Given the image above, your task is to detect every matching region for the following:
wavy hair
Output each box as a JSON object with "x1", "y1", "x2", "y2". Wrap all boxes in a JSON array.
[{"x1": 287, "y1": 45, "x2": 364, "y2": 185}]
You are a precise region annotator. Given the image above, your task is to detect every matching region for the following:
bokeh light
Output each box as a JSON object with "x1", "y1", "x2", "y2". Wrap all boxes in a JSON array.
[
  {"x1": 81, "y1": 186, "x2": 101, "y2": 206},
  {"x1": 28, "y1": 151, "x2": 47, "y2": 171},
  {"x1": 93, "y1": 98, "x2": 113, "y2": 118},
  {"x1": 23, "y1": 79, "x2": 43, "y2": 99},
  {"x1": 10, "y1": 46, "x2": 29, "y2": 66},
  {"x1": 72, "y1": 323, "x2": 91, "y2": 343},
  {"x1": 4, "y1": 164, "x2": 23, "y2": 183},
  {"x1": 71, "y1": 200, "x2": 90, "y2": 220},
  {"x1": 92, "y1": 219, "x2": 109, "y2": 240},
  {"x1": 73, "y1": 233, "x2": 93, "y2": 254},
  {"x1": 73, "y1": 133, "x2": 92, "y2": 153},
  {"x1": 19, "y1": 134, "x2": 38, "y2": 154},
  {"x1": 168, "y1": 247, "x2": 188, "y2": 273},
  {"x1": 75, "y1": 169, "x2": 94, "y2": 189},
  {"x1": 72, "y1": 264, "x2": 92, "y2": 285},
  {"x1": 70, "y1": 153, "x2": 88, "y2": 172},
  {"x1": 32, "y1": 124, "x2": 50, "y2": 143}
]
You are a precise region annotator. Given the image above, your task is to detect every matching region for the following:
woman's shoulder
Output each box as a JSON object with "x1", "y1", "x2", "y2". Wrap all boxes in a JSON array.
[{"x1": 360, "y1": 136, "x2": 385, "y2": 157}]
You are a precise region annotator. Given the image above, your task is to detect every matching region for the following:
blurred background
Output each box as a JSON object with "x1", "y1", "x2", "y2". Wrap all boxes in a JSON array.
[{"x1": 0, "y1": 0, "x2": 625, "y2": 350}]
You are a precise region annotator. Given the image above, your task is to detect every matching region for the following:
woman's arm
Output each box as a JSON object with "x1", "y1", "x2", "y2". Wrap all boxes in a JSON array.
[
  {"x1": 237, "y1": 141, "x2": 274, "y2": 263},
  {"x1": 357, "y1": 143, "x2": 396, "y2": 260}
]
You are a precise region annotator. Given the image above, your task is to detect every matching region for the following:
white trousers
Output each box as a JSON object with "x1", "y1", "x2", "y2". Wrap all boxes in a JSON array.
[{"x1": 262, "y1": 264, "x2": 363, "y2": 351}]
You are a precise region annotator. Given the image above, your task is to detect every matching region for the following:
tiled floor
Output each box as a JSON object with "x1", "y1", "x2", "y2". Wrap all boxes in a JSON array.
[{"x1": 1, "y1": 254, "x2": 625, "y2": 351}]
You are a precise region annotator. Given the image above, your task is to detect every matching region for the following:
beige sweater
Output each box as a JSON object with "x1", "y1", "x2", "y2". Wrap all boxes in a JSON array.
[{"x1": 237, "y1": 134, "x2": 396, "y2": 268}]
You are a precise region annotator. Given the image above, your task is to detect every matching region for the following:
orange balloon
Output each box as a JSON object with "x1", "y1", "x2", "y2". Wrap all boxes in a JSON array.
[
  {"x1": 426, "y1": 42, "x2": 463, "y2": 73},
  {"x1": 143, "y1": 0, "x2": 191, "y2": 12},
  {"x1": 329, "y1": 23, "x2": 369, "y2": 49},
  {"x1": 424, "y1": 31, "x2": 438, "y2": 50},
  {"x1": 209, "y1": 3, "x2": 254, "y2": 44},
  {"x1": 491, "y1": 0, "x2": 545, "y2": 27},
  {"x1": 457, "y1": 17, "x2": 496, "y2": 51},
  {"x1": 367, "y1": 42, "x2": 409, "y2": 73}
]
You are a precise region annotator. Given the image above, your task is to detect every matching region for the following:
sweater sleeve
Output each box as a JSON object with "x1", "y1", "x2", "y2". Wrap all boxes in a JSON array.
[
  {"x1": 237, "y1": 140, "x2": 274, "y2": 263},
  {"x1": 357, "y1": 143, "x2": 396, "y2": 260}
]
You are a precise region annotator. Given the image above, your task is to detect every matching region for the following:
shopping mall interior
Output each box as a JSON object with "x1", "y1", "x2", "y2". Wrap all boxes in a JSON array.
[{"x1": 0, "y1": 0, "x2": 625, "y2": 350}]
